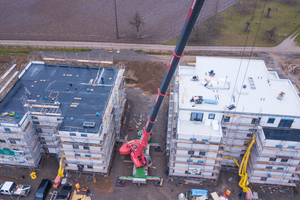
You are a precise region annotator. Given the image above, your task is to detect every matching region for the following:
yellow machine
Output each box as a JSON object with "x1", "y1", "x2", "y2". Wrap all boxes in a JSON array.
[{"x1": 224, "y1": 135, "x2": 256, "y2": 193}]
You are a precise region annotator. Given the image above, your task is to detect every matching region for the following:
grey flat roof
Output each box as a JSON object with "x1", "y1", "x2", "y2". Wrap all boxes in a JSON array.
[
  {"x1": 0, "y1": 63, "x2": 119, "y2": 133},
  {"x1": 263, "y1": 127, "x2": 300, "y2": 142}
]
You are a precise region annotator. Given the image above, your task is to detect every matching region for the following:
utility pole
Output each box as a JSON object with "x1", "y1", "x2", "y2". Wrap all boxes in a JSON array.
[{"x1": 114, "y1": 0, "x2": 119, "y2": 38}]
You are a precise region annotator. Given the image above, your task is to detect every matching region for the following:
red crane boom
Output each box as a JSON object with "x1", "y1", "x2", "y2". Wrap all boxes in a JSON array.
[{"x1": 120, "y1": 0, "x2": 206, "y2": 168}]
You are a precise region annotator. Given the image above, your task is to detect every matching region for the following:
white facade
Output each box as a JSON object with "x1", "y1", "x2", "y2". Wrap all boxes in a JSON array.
[{"x1": 167, "y1": 57, "x2": 300, "y2": 186}]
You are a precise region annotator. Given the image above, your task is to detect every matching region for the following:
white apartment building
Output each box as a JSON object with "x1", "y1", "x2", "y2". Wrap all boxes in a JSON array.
[{"x1": 167, "y1": 56, "x2": 300, "y2": 186}]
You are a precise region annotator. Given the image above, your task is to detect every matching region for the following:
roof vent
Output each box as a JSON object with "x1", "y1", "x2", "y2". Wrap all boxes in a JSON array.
[
  {"x1": 228, "y1": 104, "x2": 236, "y2": 110},
  {"x1": 277, "y1": 92, "x2": 285, "y2": 101},
  {"x1": 248, "y1": 77, "x2": 256, "y2": 89},
  {"x1": 83, "y1": 122, "x2": 95, "y2": 128}
]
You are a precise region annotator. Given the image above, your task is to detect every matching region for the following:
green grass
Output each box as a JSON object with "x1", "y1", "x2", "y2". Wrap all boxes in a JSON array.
[
  {"x1": 296, "y1": 33, "x2": 300, "y2": 46},
  {"x1": 167, "y1": 0, "x2": 300, "y2": 47},
  {"x1": 0, "y1": 46, "x2": 92, "y2": 56}
]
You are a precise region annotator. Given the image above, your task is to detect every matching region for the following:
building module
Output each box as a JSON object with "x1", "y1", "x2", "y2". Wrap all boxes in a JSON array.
[
  {"x1": 167, "y1": 56, "x2": 300, "y2": 186},
  {"x1": 0, "y1": 59, "x2": 125, "y2": 175}
]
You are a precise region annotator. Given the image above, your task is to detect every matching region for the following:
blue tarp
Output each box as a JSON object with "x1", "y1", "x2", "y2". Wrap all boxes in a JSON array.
[{"x1": 190, "y1": 189, "x2": 208, "y2": 197}]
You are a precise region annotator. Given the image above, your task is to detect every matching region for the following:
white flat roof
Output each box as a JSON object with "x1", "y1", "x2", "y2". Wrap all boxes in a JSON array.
[{"x1": 178, "y1": 57, "x2": 300, "y2": 117}]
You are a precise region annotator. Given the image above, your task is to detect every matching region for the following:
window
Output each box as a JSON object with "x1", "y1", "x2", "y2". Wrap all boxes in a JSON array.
[
  {"x1": 188, "y1": 151, "x2": 194, "y2": 155},
  {"x1": 40, "y1": 137, "x2": 45, "y2": 140},
  {"x1": 199, "y1": 152, "x2": 206, "y2": 156},
  {"x1": 31, "y1": 116, "x2": 38, "y2": 119},
  {"x1": 3, "y1": 147, "x2": 9, "y2": 150},
  {"x1": 276, "y1": 145, "x2": 283, "y2": 148},
  {"x1": 202, "y1": 139, "x2": 208, "y2": 142},
  {"x1": 9, "y1": 140, "x2": 16, "y2": 144},
  {"x1": 267, "y1": 118, "x2": 275, "y2": 124},
  {"x1": 83, "y1": 146, "x2": 90, "y2": 150},
  {"x1": 261, "y1": 177, "x2": 267, "y2": 181},
  {"x1": 223, "y1": 115, "x2": 230, "y2": 122},
  {"x1": 87, "y1": 165, "x2": 93, "y2": 169},
  {"x1": 198, "y1": 160, "x2": 204, "y2": 163},
  {"x1": 278, "y1": 119, "x2": 294, "y2": 128},
  {"x1": 70, "y1": 133, "x2": 76, "y2": 136},
  {"x1": 266, "y1": 166, "x2": 272, "y2": 169},
  {"x1": 208, "y1": 113, "x2": 215, "y2": 119},
  {"x1": 40, "y1": 141, "x2": 46, "y2": 144},
  {"x1": 185, "y1": 171, "x2": 189, "y2": 174},
  {"x1": 281, "y1": 158, "x2": 288, "y2": 162},
  {"x1": 190, "y1": 138, "x2": 197, "y2": 141},
  {"x1": 33, "y1": 121, "x2": 40, "y2": 125},
  {"x1": 246, "y1": 134, "x2": 252, "y2": 137},
  {"x1": 13, "y1": 148, "x2": 19, "y2": 151},
  {"x1": 85, "y1": 154, "x2": 91, "y2": 157},
  {"x1": 75, "y1": 153, "x2": 81, "y2": 156},
  {"x1": 81, "y1": 133, "x2": 87, "y2": 137},
  {"x1": 0, "y1": 140, "x2": 6, "y2": 143},
  {"x1": 4, "y1": 127, "x2": 11, "y2": 133},
  {"x1": 277, "y1": 167, "x2": 284, "y2": 170},
  {"x1": 288, "y1": 146, "x2": 295, "y2": 149},
  {"x1": 251, "y1": 118, "x2": 260, "y2": 124},
  {"x1": 36, "y1": 128, "x2": 42, "y2": 133},
  {"x1": 73, "y1": 145, "x2": 79, "y2": 149},
  {"x1": 190, "y1": 112, "x2": 203, "y2": 122},
  {"x1": 240, "y1": 154, "x2": 245, "y2": 158},
  {"x1": 269, "y1": 158, "x2": 276, "y2": 161},
  {"x1": 187, "y1": 159, "x2": 193, "y2": 162}
]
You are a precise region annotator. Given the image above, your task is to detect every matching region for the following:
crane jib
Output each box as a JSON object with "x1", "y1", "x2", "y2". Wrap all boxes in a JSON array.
[
  {"x1": 119, "y1": 0, "x2": 206, "y2": 169},
  {"x1": 186, "y1": 0, "x2": 197, "y2": 23}
]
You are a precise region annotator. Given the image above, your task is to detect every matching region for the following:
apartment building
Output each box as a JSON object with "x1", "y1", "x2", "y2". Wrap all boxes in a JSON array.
[
  {"x1": 0, "y1": 60, "x2": 125, "y2": 175},
  {"x1": 167, "y1": 56, "x2": 300, "y2": 186}
]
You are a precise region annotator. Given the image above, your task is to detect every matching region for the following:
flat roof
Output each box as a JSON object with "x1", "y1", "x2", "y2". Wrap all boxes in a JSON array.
[
  {"x1": 0, "y1": 63, "x2": 119, "y2": 133},
  {"x1": 178, "y1": 57, "x2": 300, "y2": 117},
  {"x1": 263, "y1": 127, "x2": 300, "y2": 142}
]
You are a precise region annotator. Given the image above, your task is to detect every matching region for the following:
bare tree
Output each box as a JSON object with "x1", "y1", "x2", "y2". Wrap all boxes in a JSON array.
[
  {"x1": 129, "y1": 12, "x2": 143, "y2": 39},
  {"x1": 266, "y1": 8, "x2": 272, "y2": 18},
  {"x1": 245, "y1": 21, "x2": 250, "y2": 32},
  {"x1": 264, "y1": 26, "x2": 278, "y2": 43},
  {"x1": 191, "y1": 15, "x2": 224, "y2": 44}
]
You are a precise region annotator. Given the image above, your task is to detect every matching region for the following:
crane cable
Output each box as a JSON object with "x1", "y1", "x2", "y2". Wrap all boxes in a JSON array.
[{"x1": 224, "y1": 0, "x2": 269, "y2": 192}]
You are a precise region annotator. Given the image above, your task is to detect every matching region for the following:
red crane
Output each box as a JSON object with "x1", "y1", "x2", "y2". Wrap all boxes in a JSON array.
[{"x1": 120, "y1": 0, "x2": 206, "y2": 168}]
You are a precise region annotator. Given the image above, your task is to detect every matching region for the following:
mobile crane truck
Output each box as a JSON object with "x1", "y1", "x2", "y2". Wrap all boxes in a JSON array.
[{"x1": 119, "y1": 0, "x2": 206, "y2": 185}]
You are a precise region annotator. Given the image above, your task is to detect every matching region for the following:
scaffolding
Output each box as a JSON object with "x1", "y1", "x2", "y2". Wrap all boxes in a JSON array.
[
  {"x1": 0, "y1": 60, "x2": 19, "y2": 101},
  {"x1": 60, "y1": 62, "x2": 126, "y2": 176},
  {"x1": 248, "y1": 128, "x2": 300, "y2": 187},
  {"x1": 167, "y1": 70, "x2": 221, "y2": 184}
]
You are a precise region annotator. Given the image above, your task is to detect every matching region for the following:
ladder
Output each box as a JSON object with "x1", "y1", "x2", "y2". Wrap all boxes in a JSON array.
[{"x1": 50, "y1": 191, "x2": 58, "y2": 200}]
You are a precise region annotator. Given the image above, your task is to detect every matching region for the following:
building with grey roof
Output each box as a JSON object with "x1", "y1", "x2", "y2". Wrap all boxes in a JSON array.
[{"x1": 0, "y1": 59, "x2": 125, "y2": 174}]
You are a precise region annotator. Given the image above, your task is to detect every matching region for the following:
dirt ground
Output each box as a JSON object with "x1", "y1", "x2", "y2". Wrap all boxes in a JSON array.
[{"x1": 1, "y1": 51, "x2": 300, "y2": 200}]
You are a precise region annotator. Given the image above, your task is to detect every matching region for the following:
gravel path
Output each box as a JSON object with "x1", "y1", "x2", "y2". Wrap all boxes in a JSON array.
[{"x1": 1, "y1": 35, "x2": 300, "y2": 54}]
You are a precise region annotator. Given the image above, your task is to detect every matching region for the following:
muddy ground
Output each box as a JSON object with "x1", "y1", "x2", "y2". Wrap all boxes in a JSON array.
[
  {"x1": 1, "y1": 51, "x2": 300, "y2": 200},
  {"x1": 0, "y1": 0, "x2": 238, "y2": 44}
]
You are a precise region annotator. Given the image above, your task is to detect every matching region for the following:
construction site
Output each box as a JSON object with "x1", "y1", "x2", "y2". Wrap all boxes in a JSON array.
[
  {"x1": 167, "y1": 56, "x2": 300, "y2": 189},
  {"x1": 0, "y1": 55, "x2": 126, "y2": 176},
  {"x1": 0, "y1": 0, "x2": 300, "y2": 199}
]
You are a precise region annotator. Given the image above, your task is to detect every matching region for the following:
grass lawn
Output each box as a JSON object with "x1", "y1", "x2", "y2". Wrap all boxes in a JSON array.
[
  {"x1": 167, "y1": 0, "x2": 300, "y2": 47},
  {"x1": 0, "y1": 46, "x2": 92, "y2": 56}
]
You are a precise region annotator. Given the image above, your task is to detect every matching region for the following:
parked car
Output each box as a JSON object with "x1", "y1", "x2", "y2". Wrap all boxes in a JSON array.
[
  {"x1": 34, "y1": 179, "x2": 52, "y2": 200},
  {"x1": 0, "y1": 181, "x2": 31, "y2": 197},
  {"x1": 56, "y1": 185, "x2": 72, "y2": 200}
]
